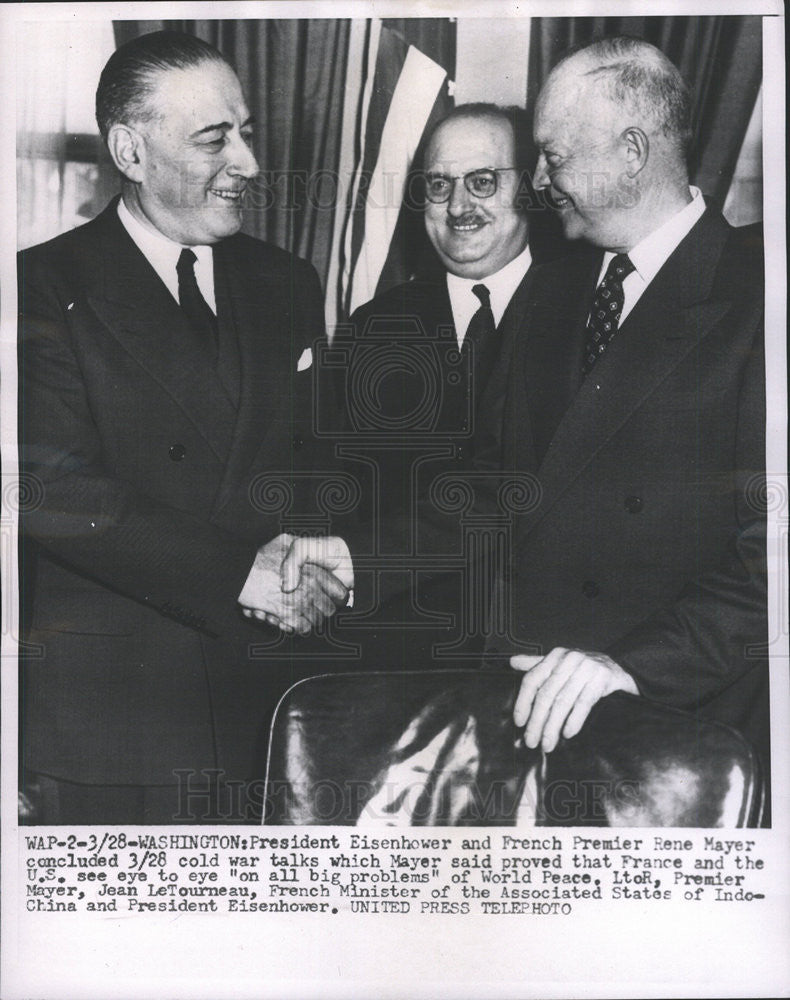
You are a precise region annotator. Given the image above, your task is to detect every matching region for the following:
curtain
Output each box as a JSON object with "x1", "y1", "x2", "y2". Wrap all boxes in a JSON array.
[
  {"x1": 340, "y1": 19, "x2": 455, "y2": 316},
  {"x1": 17, "y1": 21, "x2": 118, "y2": 250},
  {"x1": 527, "y1": 15, "x2": 763, "y2": 209},
  {"x1": 114, "y1": 20, "x2": 352, "y2": 291}
]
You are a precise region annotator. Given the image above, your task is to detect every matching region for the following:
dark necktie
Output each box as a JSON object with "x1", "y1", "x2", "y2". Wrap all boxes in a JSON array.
[
  {"x1": 464, "y1": 283, "x2": 497, "y2": 400},
  {"x1": 582, "y1": 253, "x2": 635, "y2": 375},
  {"x1": 177, "y1": 248, "x2": 218, "y2": 358}
]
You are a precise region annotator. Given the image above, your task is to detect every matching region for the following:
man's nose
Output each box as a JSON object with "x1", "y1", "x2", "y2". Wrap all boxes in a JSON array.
[
  {"x1": 227, "y1": 132, "x2": 260, "y2": 180},
  {"x1": 446, "y1": 176, "x2": 475, "y2": 216},
  {"x1": 532, "y1": 154, "x2": 550, "y2": 190}
]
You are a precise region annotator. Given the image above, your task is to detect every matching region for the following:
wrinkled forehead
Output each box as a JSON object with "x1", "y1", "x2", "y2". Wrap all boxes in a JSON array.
[
  {"x1": 425, "y1": 115, "x2": 516, "y2": 172},
  {"x1": 535, "y1": 66, "x2": 619, "y2": 146}
]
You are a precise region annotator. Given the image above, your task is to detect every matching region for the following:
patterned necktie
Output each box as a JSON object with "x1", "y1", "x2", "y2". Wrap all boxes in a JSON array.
[
  {"x1": 177, "y1": 248, "x2": 218, "y2": 358},
  {"x1": 464, "y1": 283, "x2": 497, "y2": 400},
  {"x1": 582, "y1": 253, "x2": 635, "y2": 375}
]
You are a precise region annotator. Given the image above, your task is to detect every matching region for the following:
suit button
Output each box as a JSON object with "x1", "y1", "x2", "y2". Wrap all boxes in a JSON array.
[
  {"x1": 582, "y1": 580, "x2": 600, "y2": 598},
  {"x1": 293, "y1": 434, "x2": 305, "y2": 451},
  {"x1": 624, "y1": 495, "x2": 643, "y2": 513},
  {"x1": 169, "y1": 444, "x2": 186, "y2": 462}
]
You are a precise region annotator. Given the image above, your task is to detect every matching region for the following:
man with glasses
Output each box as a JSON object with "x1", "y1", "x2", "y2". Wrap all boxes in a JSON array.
[{"x1": 332, "y1": 104, "x2": 537, "y2": 668}]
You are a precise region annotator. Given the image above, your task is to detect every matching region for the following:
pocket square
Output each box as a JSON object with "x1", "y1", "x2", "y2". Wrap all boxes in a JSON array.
[{"x1": 297, "y1": 347, "x2": 313, "y2": 372}]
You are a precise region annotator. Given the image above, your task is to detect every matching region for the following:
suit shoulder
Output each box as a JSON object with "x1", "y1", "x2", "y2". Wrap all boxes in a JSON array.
[
  {"x1": 223, "y1": 232, "x2": 316, "y2": 279},
  {"x1": 19, "y1": 213, "x2": 106, "y2": 270},
  {"x1": 350, "y1": 278, "x2": 445, "y2": 324},
  {"x1": 18, "y1": 214, "x2": 118, "y2": 307},
  {"x1": 726, "y1": 221, "x2": 764, "y2": 266},
  {"x1": 529, "y1": 246, "x2": 599, "y2": 293},
  {"x1": 715, "y1": 220, "x2": 764, "y2": 298}
]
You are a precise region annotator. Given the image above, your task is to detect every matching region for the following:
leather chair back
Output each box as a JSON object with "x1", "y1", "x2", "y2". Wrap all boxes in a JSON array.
[{"x1": 263, "y1": 670, "x2": 763, "y2": 827}]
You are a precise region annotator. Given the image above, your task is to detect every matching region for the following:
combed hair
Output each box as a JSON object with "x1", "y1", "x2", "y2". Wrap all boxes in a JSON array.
[
  {"x1": 559, "y1": 36, "x2": 692, "y2": 155},
  {"x1": 428, "y1": 102, "x2": 533, "y2": 174},
  {"x1": 96, "y1": 30, "x2": 228, "y2": 140}
]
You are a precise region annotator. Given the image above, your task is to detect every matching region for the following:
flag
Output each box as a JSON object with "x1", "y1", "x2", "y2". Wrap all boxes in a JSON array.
[{"x1": 326, "y1": 19, "x2": 455, "y2": 327}]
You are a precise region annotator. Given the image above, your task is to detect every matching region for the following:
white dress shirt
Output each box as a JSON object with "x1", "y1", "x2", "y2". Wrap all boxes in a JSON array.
[
  {"x1": 446, "y1": 243, "x2": 533, "y2": 349},
  {"x1": 596, "y1": 186, "x2": 706, "y2": 324},
  {"x1": 117, "y1": 198, "x2": 217, "y2": 313}
]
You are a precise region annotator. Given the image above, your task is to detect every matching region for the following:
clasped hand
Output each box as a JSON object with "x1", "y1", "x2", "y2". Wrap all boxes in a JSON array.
[{"x1": 238, "y1": 533, "x2": 353, "y2": 634}]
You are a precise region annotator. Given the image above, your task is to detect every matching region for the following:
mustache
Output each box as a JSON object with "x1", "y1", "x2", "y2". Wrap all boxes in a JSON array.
[{"x1": 445, "y1": 212, "x2": 488, "y2": 226}]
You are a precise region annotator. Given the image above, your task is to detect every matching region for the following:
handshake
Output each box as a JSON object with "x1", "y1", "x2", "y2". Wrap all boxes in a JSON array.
[{"x1": 237, "y1": 533, "x2": 354, "y2": 634}]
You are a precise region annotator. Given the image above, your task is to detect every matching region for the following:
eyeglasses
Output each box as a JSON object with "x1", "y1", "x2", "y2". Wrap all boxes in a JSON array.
[{"x1": 423, "y1": 167, "x2": 519, "y2": 203}]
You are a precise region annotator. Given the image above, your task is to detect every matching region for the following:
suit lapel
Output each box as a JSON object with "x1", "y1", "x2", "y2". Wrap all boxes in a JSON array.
[
  {"x1": 392, "y1": 278, "x2": 463, "y2": 434},
  {"x1": 485, "y1": 267, "x2": 536, "y2": 401},
  {"x1": 86, "y1": 207, "x2": 237, "y2": 463},
  {"x1": 212, "y1": 237, "x2": 297, "y2": 502},
  {"x1": 517, "y1": 207, "x2": 733, "y2": 540},
  {"x1": 481, "y1": 268, "x2": 538, "y2": 472},
  {"x1": 425, "y1": 280, "x2": 463, "y2": 433},
  {"x1": 407, "y1": 277, "x2": 456, "y2": 341},
  {"x1": 513, "y1": 252, "x2": 599, "y2": 470}
]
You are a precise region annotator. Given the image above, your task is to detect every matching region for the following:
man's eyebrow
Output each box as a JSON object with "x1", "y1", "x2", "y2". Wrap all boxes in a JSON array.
[{"x1": 191, "y1": 115, "x2": 256, "y2": 138}]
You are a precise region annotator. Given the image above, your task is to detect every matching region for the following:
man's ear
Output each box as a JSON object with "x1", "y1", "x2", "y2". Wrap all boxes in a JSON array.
[
  {"x1": 107, "y1": 124, "x2": 145, "y2": 183},
  {"x1": 621, "y1": 127, "x2": 649, "y2": 178}
]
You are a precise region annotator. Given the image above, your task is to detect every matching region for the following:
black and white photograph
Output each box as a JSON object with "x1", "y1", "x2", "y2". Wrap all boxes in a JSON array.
[{"x1": 1, "y1": 2, "x2": 787, "y2": 998}]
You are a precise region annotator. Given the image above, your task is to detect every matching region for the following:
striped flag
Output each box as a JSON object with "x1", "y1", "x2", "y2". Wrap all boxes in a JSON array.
[{"x1": 326, "y1": 20, "x2": 455, "y2": 326}]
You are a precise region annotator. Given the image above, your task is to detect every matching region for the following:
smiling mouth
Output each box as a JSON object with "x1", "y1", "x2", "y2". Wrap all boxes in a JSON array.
[
  {"x1": 547, "y1": 192, "x2": 571, "y2": 210},
  {"x1": 209, "y1": 189, "x2": 244, "y2": 203},
  {"x1": 447, "y1": 217, "x2": 486, "y2": 233}
]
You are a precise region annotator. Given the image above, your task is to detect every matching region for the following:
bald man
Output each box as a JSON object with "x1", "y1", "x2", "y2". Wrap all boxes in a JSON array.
[{"x1": 497, "y1": 37, "x2": 768, "y2": 790}]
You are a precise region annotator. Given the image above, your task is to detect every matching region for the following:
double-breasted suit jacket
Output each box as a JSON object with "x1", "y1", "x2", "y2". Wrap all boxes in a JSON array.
[
  {"x1": 19, "y1": 199, "x2": 329, "y2": 788},
  {"x1": 497, "y1": 207, "x2": 767, "y2": 758}
]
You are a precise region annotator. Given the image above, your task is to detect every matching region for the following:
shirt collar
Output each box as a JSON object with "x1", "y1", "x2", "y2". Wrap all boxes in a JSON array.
[
  {"x1": 117, "y1": 197, "x2": 213, "y2": 274},
  {"x1": 614, "y1": 186, "x2": 705, "y2": 286},
  {"x1": 446, "y1": 243, "x2": 532, "y2": 326}
]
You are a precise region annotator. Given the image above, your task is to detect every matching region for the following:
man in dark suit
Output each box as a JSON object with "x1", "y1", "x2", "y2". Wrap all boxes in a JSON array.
[
  {"x1": 329, "y1": 104, "x2": 537, "y2": 666},
  {"x1": 285, "y1": 37, "x2": 768, "y2": 812},
  {"x1": 18, "y1": 31, "x2": 349, "y2": 824},
  {"x1": 498, "y1": 37, "x2": 768, "y2": 789}
]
